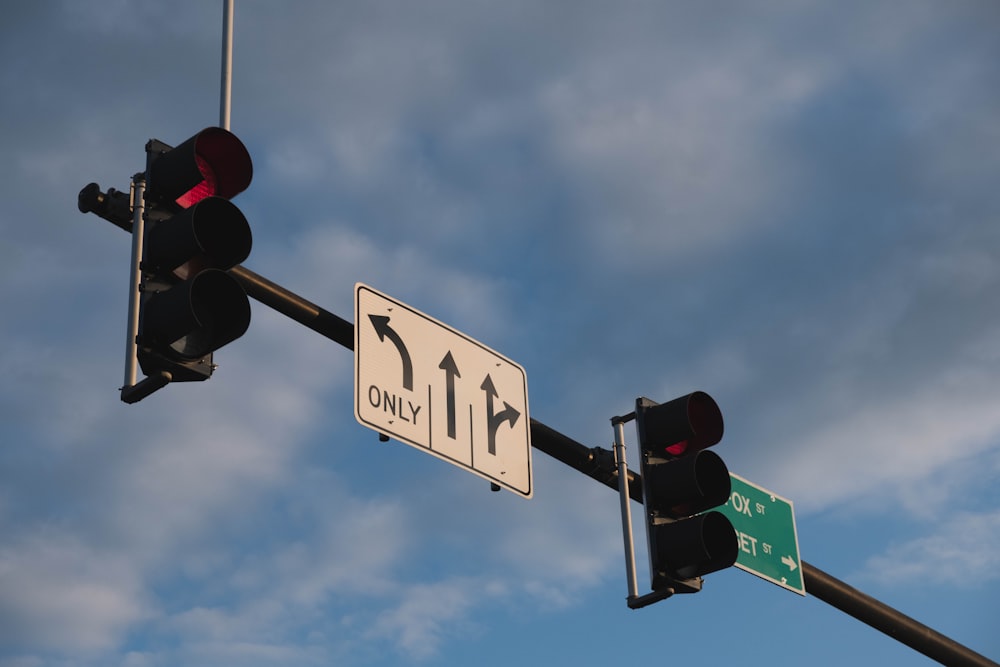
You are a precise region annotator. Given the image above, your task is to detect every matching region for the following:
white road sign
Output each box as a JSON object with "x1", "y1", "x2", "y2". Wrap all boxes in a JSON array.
[{"x1": 354, "y1": 283, "x2": 533, "y2": 498}]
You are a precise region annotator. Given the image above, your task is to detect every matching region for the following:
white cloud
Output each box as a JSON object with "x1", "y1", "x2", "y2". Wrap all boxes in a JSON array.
[
  {"x1": 268, "y1": 223, "x2": 520, "y2": 346},
  {"x1": 489, "y1": 463, "x2": 621, "y2": 591},
  {"x1": 3, "y1": 2, "x2": 1000, "y2": 665},
  {"x1": 691, "y1": 205, "x2": 1000, "y2": 520},
  {"x1": 365, "y1": 578, "x2": 487, "y2": 661},
  {"x1": 768, "y1": 372, "x2": 1000, "y2": 515},
  {"x1": 536, "y1": 20, "x2": 829, "y2": 267},
  {"x1": 860, "y1": 511, "x2": 1000, "y2": 588},
  {"x1": 240, "y1": 489, "x2": 412, "y2": 605},
  {"x1": 0, "y1": 530, "x2": 149, "y2": 653},
  {"x1": 0, "y1": 269, "x2": 356, "y2": 657}
]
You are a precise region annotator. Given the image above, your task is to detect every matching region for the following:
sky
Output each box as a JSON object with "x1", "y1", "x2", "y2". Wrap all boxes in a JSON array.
[{"x1": 2, "y1": 1, "x2": 999, "y2": 665}]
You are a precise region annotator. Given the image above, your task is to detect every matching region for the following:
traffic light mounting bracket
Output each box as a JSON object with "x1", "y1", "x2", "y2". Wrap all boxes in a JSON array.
[
  {"x1": 118, "y1": 170, "x2": 176, "y2": 403},
  {"x1": 611, "y1": 411, "x2": 699, "y2": 610},
  {"x1": 83, "y1": 166, "x2": 177, "y2": 404},
  {"x1": 77, "y1": 172, "x2": 165, "y2": 404}
]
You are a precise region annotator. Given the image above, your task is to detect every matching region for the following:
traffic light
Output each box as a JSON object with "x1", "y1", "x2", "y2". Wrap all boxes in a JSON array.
[
  {"x1": 130, "y1": 127, "x2": 253, "y2": 399},
  {"x1": 634, "y1": 391, "x2": 737, "y2": 593}
]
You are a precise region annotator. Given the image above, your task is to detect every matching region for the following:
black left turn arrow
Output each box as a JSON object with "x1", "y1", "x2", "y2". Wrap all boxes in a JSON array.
[{"x1": 369, "y1": 314, "x2": 413, "y2": 390}]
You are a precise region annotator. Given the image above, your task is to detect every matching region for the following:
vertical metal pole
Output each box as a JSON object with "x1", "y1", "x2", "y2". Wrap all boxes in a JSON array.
[
  {"x1": 122, "y1": 177, "x2": 145, "y2": 390},
  {"x1": 220, "y1": 0, "x2": 234, "y2": 130},
  {"x1": 613, "y1": 418, "x2": 640, "y2": 600}
]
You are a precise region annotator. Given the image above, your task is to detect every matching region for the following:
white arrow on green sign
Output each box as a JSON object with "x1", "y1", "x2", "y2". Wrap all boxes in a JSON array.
[{"x1": 718, "y1": 473, "x2": 806, "y2": 596}]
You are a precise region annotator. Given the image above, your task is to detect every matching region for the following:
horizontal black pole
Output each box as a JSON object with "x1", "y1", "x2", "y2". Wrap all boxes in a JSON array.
[
  {"x1": 86, "y1": 181, "x2": 997, "y2": 667},
  {"x1": 802, "y1": 561, "x2": 996, "y2": 667},
  {"x1": 228, "y1": 262, "x2": 999, "y2": 667},
  {"x1": 229, "y1": 265, "x2": 354, "y2": 349},
  {"x1": 528, "y1": 418, "x2": 640, "y2": 496}
]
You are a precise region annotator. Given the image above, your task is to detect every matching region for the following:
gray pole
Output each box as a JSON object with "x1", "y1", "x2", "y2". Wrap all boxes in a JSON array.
[
  {"x1": 612, "y1": 419, "x2": 640, "y2": 600},
  {"x1": 220, "y1": 0, "x2": 234, "y2": 130},
  {"x1": 122, "y1": 177, "x2": 145, "y2": 390}
]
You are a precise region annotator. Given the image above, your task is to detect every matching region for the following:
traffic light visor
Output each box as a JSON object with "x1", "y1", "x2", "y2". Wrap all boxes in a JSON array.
[
  {"x1": 652, "y1": 511, "x2": 737, "y2": 581},
  {"x1": 645, "y1": 449, "x2": 732, "y2": 518},
  {"x1": 141, "y1": 269, "x2": 251, "y2": 360},
  {"x1": 145, "y1": 197, "x2": 252, "y2": 278},
  {"x1": 638, "y1": 391, "x2": 723, "y2": 457},
  {"x1": 149, "y1": 127, "x2": 253, "y2": 208}
]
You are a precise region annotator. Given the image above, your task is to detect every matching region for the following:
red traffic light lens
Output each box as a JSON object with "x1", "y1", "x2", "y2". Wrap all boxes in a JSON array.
[
  {"x1": 175, "y1": 130, "x2": 252, "y2": 207},
  {"x1": 175, "y1": 153, "x2": 218, "y2": 208},
  {"x1": 665, "y1": 440, "x2": 689, "y2": 456}
]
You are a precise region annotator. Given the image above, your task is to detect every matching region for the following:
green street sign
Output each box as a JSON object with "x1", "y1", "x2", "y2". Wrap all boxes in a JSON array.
[{"x1": 719, "y1": 473, "x2": 805, "y2": 596}]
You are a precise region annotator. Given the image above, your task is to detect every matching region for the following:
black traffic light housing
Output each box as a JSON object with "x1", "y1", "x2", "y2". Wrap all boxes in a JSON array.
[
  {"x1": 77, "y1": 127, "x2": 255, "y2": 401},
  {"x1": 635, "y1": 392, "x2": 737, "y2": 593},
  {"x1": 135, "y1": 128, "x2": 253, "y2": 387}
]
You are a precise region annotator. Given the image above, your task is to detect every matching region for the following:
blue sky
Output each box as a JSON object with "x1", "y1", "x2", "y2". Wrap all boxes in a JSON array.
[{"x1": 2, "y1": 1, "x2": 999, "y2": 665}]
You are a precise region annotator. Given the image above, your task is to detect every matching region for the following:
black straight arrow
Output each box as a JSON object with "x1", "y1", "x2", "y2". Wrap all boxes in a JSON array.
[
  {"x1": 480, "y1": 374, "x2": 520, "y2": 455},
  {"x1": 438, "y1": 351, "x2": 461, "y2": 439},
  {"x1": 368, "y1": 314, "x2": 413, "y2": 390}
]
